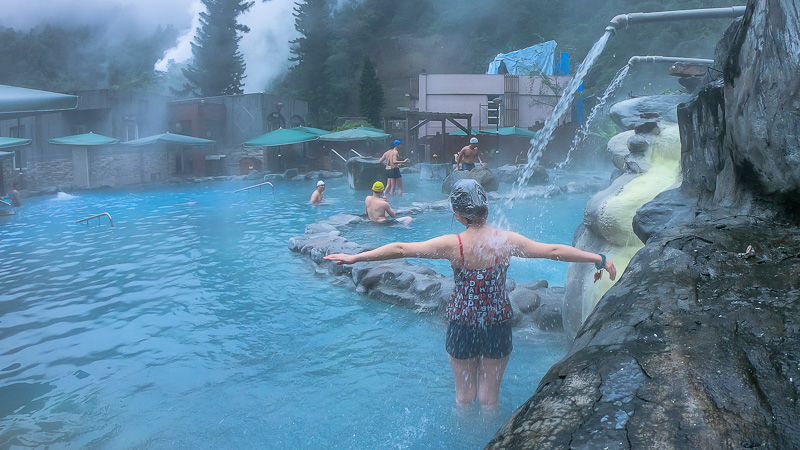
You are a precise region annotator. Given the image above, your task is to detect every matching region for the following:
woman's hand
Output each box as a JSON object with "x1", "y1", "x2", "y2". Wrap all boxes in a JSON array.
[
  {"x1": 604, "y1": 260, "x2": 617, "y2": 280},
  {"x1": 324, "y1": 253, "x2": 358, "y2": 265}
]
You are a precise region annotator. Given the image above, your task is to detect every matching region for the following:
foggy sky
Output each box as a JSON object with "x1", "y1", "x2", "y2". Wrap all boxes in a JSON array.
[{"x1": 1, "y1": 0, "x2": 300, "y2": 93}]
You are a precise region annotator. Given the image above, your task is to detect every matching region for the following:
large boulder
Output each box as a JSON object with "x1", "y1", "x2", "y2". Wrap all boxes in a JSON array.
[
  {"x1": 442, "y1": 166, "x2": 499, "y2": 193},
  {"x1": 608, "y1": 94, "x2": 692, "y2": 130},
  {"x1": 418, "y1": 163, "x2": 452, "y2": 181},
  {"x1": 346, "y1": 157, "x2": 385, "y2": 190}
]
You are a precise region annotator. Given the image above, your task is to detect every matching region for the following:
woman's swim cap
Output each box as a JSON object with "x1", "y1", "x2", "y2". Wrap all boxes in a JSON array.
[
  {"x1": 372, "y1": 181, "x2": 385, "y2": 192},
  {"x1": 393, "y1": 140, "x2": 402, "y2": 146},
  {"x1": 449, "y1": 179, "x2": 488, "y2": 221}
]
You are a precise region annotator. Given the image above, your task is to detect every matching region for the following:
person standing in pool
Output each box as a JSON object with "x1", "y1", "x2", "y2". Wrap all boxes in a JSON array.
[
  {"x1": 310, "y1": 180, "x2": 326, "y2": 203},
  {"x1": 379, "y1": 140, "x2": 408, "y2": 196},
  {"x1": 364, "y1": 181, "x2": 412, "y2": 225},
  {"x1": 455, "y1": 137, "x2": 484, "y2": 171},
  {"x1": 325, "y1": 179, "x2": 616, "y2": 408}
]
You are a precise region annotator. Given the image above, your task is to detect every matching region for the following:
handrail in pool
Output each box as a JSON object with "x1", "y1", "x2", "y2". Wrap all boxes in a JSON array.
[
  {"x1": 330, "y1": 149, "x2": 347, "y2": 162},
  {"x1": 0, "y1": 199, "x2": 11, "y2": 207},
  {"x1": 76, "y1": 212, "x2": 114, "y2": 227},
  {"x1": 349, "y1": 149, "x2": 363, "y2": 157},
  {"x1": 234, "y1": 181, "x2": 275, "y2": 194}
]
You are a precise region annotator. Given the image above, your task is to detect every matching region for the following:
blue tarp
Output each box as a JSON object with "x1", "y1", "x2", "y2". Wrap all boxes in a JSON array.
[{"x1": 487, "y1": 41, "x2": 557, "y2": 76}]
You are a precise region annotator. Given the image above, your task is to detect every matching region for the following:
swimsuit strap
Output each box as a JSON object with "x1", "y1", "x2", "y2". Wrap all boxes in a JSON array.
[{"x1": 457, "y1": 234, "x2": 464, "y2": 266}]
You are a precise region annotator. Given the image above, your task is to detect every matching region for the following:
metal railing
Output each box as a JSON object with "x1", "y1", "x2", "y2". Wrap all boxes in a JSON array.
[
  {"x1": 349, "y1": 149, "x2": 363, "y2": 157},
  {"x1": 76, "y1": 212, "x2": 114, "y2": 227},
  {"x1": 234, "y1": 181, "x2": 274, "y2": 193},
  {"x1": 330, "y1": 149, "x2": 347, "y2": 162}
]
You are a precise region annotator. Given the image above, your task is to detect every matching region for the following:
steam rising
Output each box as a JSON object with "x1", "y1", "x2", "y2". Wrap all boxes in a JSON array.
[{"x1": 2, "y1": 0, "x2": 300, "y2": 93}]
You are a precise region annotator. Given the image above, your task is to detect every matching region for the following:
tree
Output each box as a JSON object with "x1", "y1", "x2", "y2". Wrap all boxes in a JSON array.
[
  {"x1": 359, "y1": 56, "x2": 385, "y2": 127},
  {"x1": 286, "y1": 0, "x2": 334, "y2": 127},
  {"x1": 182, "y1": 0, "x2": 254, "y2": 97}
]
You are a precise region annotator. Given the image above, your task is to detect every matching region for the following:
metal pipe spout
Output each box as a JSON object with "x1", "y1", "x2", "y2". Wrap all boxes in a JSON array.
[
  {"x1": 608, "y1": 6, "x2": 745, "y2": 33},
  {"x1": 628, "y1": 56, "x2": 714, "y2": 65}
]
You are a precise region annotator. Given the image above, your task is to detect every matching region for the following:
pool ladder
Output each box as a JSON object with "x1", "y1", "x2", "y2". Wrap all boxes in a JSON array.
[
  {"x1": 76, "y1": 212, "x2": 114, "y2": 227},
  {"x1": 234, "y1": 181, "x2": 274, "y2": 193}
]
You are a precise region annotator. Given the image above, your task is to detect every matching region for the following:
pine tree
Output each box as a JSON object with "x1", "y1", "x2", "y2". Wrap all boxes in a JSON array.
[
  {"x1": 359, "y1": 56, "x2": 385, "y2": 127},
  {"x1": 287, "y1": 0, "x2": 334, "y2": 127},
  {"x1": 183, "y1": 0, "x2": 254, "y2": 97}
]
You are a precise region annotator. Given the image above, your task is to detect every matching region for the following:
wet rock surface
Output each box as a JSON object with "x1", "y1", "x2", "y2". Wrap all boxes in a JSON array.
[
  {"x1": 288, "y1": 203, "x2": 569, "y2": 330},
  {"x1": 489, "y1": 216, "x2": 800, "y2": 449},
  {"x1": 490, "y1": 0, "x2": 800, "y2": 447}
]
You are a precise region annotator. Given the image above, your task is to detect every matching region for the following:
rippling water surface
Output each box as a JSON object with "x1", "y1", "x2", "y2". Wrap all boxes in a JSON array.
[{"x1": 0, "y1": 175, "x2": 589, "y2": 448}]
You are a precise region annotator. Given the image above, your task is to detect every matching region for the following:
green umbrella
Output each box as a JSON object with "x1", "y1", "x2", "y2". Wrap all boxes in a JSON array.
[
  {"x1": 0, "y1": 136, "x2": 32, "y2": 149},
  {"x1": 318, "y1": 128, "x2": 389, "y2": 142},
  {"x1": 123, "y1": 132, "x2": 215, "y2": 147},
  {"x1": 49, "y1": 132, "x2": 119, "y2": 146},
  {"x1": 0, "y1": 84, "x2": 79, "y2": 114},
  {"x1": 243, "y1": 128, "x2": 320, "y2": 147},
  {"x1": 449, "y1": 128, "x2": 498, "y2": 136},
  {"x1": 497, "y1": 126, "x2": 538, "y2": 137},
  {"x1": 292, "y1": 126, "x2": 330, "y2": 135},
  {"x1": 355, "y1": 126, "x2": 386, "y2": 133}
]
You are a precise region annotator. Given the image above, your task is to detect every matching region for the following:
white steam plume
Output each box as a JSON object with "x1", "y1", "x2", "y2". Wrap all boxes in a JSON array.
[{"x1": 155, "y1": 0, "x2": 300, "y2": 93}]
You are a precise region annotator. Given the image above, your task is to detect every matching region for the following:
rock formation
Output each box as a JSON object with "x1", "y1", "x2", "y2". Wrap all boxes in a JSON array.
[{"x1": 489, "y1": 0, "x2": 800, "y2": 447}]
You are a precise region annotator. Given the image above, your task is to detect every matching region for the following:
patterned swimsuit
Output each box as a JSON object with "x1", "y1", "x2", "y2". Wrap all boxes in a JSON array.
[{"x1": 446, "y1": 235, "x2": 513, "y2": 327}]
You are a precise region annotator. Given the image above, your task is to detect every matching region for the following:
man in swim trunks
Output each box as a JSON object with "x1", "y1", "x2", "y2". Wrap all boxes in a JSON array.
[
  {"x1": 455, "y1": 137, "x2": 484, "y2": 171},
  {"x1": 365, "y1": 181, "x2": 412, "y2": 225},
  {"x1": 310, "y1": 180, "x2": 325, "y2": 203},
  {"x1": 378, "y1": 140, "x2": 409, "y2": 196}
]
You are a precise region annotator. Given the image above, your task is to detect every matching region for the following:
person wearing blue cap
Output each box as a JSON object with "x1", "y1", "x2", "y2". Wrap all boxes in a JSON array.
[{"x1": 379, "y1": 139, "x2": 409, "y2": 196}]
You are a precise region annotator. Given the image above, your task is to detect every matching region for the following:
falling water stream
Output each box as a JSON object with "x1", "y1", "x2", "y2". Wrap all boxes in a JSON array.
[
  {"x1": 504, "y1": 29, "x2": 614, "y2": 210},
  {"x1": 559, "y1": 62, "x2": 631, "y2": 168}
]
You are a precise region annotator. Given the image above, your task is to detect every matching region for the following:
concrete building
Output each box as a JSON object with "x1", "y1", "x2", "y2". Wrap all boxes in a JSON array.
[
  {"x1": 391, "y1": 71, "x2": 573, "y2": 164},
  {"x1": 0, "y1": 90, "x2": 310, "y2": 193},
  {"x1": 0, "y1": 89, "x2": 170, "y2": 192}
]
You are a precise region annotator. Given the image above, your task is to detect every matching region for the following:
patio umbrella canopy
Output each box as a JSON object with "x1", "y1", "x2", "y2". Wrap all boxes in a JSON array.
[
  {"x1": 0, "y1": 84, "x2": 79, "y2": 114},
  {"x1": 123, "y1": 132, "x2": 215, "y2": 147},
  {"x1": 355, "y1": 126, "x2": 386, "y2": 134},
  {"x1": 243, "y1": 128, "x2": 320, "y2": 147},
  {"x1": 450, "y1": 128, "x2": 498, "y2": 136},
  {"x1": 292, "y1": 126, "x2": 330, "y2": 136},
  {"x1": 49, "y1": 132, "x2": 119, "y2": 146},
  {"x1": 0, "y1": 136, "x2": 32, "y2": 149},
  {"x1": 497, "y1": 126, "x2": 538, "y2": 137},
  {"x1": 317, "y1": 128, "x2": 389, "y2": 142}
]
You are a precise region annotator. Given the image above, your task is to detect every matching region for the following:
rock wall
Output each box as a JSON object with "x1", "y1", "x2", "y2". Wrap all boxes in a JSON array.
[{"x1": 490, "y1": 0, "x2": 800, "y2": 447}]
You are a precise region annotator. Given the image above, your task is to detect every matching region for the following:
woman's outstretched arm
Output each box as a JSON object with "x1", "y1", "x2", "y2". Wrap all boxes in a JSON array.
[
  {"x1": 324, "y1": 235, "x2": 457, "y2": 265},
  {"x1": 508, "y1": 232, "x2": 617, "y2": 280}
]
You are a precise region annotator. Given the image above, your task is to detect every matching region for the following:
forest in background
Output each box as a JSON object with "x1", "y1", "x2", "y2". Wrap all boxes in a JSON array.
[{"x1": 0, "y1": 0, "x2": 741, "y2": 128}]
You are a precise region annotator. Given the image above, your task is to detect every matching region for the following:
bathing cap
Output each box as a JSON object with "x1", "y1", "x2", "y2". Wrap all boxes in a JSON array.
[
  {"x1": 449, "y1": 179, "x2": 488, "y2": 221},
  {"x1": 317, "y1": 180, "x2": 325, "y2": 187},
  {"x1": 372, "y1": 181, "x2": 385, "y2": 192},
  {"x1": 393, "y1": 140, "x2": 402, "y2": 146},
  {"x1": 469, "y1": 137, "x2": 478, "y2": 144}
]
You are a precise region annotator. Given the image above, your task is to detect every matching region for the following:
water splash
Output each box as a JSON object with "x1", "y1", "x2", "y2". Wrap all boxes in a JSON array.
[
  {"x1": 54, "y1": 192, "x2": 77, "y2": 200},
  {"x1": 503, "y1": 29, "x2": 614, "y2": 211},
  {"x1": 559, "y1": 62, "x2": 631, "y2": 169}
]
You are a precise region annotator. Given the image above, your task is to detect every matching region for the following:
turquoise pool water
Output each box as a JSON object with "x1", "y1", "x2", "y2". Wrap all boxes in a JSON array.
[{"x1": 0, "y1": 174, "x2": 591, "y2": 448}]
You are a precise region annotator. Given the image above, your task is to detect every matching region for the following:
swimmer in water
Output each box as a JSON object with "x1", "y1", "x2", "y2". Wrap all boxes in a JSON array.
[
  {"x1": 311, "y1": 180, "x2": 326, "y2": 204},
  {"x1": 364, "y1": 181, "x2": 411, "y2": 225},
  {"x1": 326, "y1": 179, "x2": 616, "y2": 408}
]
